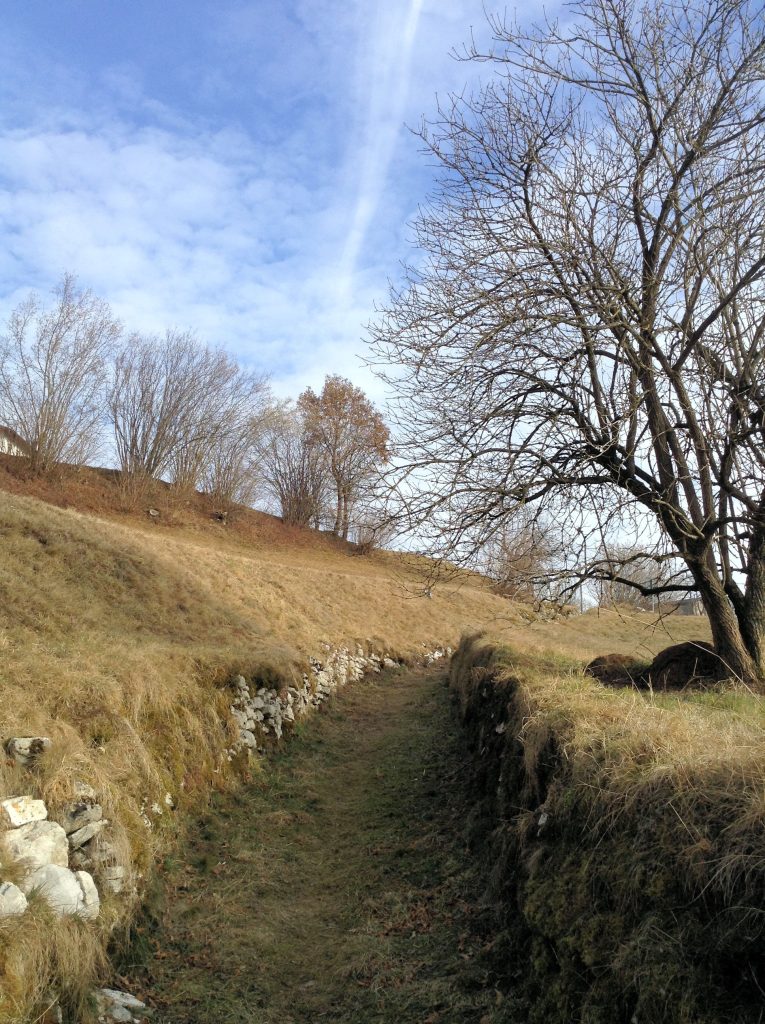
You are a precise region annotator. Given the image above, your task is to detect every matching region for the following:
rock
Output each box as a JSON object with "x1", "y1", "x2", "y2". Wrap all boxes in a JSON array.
[
  {"x1": 147, "y1": 508, "x2": 160, "y2": 518},
  {"x1": 69, "y1": 849, "x2": 93, "y2": 870},
  {"x1": 239, "y1": 730, "x2": 258, "y2": 750},
  {"x1": 0, "y1": 880, "x2": 28, "y2": 916},
  {"x1": 90, "y1": 838, "x2": 119, "y2": 867},
  {"x1": 0, "y1": 796, "x2": 48, "y2": 829},
  {"x1": 2, "y1": 820, "x2": 69, "y2": 871},
  {"x1": 230, "y1": 708, "x2": 249, "y2": 728},
  {"x1": 58, "y1": 800, "x2": 103, "y2": 836},
  {"x1": 101, "y1": 865, "x2": 127, "y2": 895},
  {"x1": 68, "y1": 819, "x2": 108, "y2": 849},
  {"x1": 647, "y1": 641, "x2": 722, "y2": 691},
  {"x1": 93, "y1": 988, "x2": 149, "y2": 1023},
  {"x1": 4, "y1": 737, "x2": 52, "y2": 767},
  {"x1": 21, "y1": 864, "x2": 100, "y2": 919},
  {"x1": 585, "y1": 653, "x2": 645, "y2": 687},
  {"x1": 74, "y1": 870, "x2": 100, "y2": 920}
]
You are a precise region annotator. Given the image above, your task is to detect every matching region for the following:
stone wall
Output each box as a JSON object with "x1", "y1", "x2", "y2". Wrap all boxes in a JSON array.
[{"x1": 0, "y1": 640, "x2": 449, "y2": 1021}]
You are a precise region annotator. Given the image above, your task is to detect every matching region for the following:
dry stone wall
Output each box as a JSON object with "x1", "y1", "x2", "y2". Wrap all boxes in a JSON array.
[
  {"x1": 0, "y1": 641, "x2": 449, "y2": 1020},
  {"x1": 227, "y1": 643, "x2": 448, "y2": 756}
]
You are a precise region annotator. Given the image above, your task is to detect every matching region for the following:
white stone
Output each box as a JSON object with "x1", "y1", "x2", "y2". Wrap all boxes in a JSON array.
[
  {"x1": 93, "y1": 988, "x2": 148, "y2": 1023},
  {"x1": 101, "y1": 865, "x2": 127, "y2": 895},
  {"x1": 21, "y1": 864, "x2": 100, "y2": 919},
  {"x1": 4, "y1": 737, "x2": 52, "y2": 767},
  {"x1": 0, "y1": 880, "x2": 27, "y2": 916},
  {"x1": 68, "y1": 819, "x2": 108, "y2": 849},
  {"x1": 58, "y1": 800, "x2": 102, "y2": 835},
  {"x1": 0, "y1": 796, "x2": 48, "y2": 829},
  {"x1": 240, "y1": 730, "x2": 257, "y2": 749},
  {"x1": 2, "y1": 820, "x2": 68, "y2": 871},
  {"x1": 74, "y1": 870, "x2": 100, "y2": 920}
]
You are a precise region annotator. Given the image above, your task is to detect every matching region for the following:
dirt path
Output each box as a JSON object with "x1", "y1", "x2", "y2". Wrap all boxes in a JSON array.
[{"x1": 121, "y1": 667, "x2": 505, "y2": 1023}]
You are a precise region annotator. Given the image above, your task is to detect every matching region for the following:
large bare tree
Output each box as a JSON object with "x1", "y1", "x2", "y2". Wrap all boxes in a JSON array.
[
  {"x1": 0, "y1": 274, "x2": 121, "y2": 471},
  {"x1": 109, "y1": 331, "x2": 268, "y2": 497},
  {"x1": 370, "y1": 0, "x2": 765, "y2": 684}
]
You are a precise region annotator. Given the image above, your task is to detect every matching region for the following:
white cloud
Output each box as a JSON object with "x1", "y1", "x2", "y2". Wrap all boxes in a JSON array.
[{"x1": 0, "y1": 0, "x2": 557, "y2": 410}]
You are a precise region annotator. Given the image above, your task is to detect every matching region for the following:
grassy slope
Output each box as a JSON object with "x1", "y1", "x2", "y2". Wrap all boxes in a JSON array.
[
  {"x1": 0, "y1": 468, "x2": 512, "y2": 1023},
  {"x1": 121, "y1": 666, "x2": 506, "y2": 1024},
  {"x1": 0, "y1": 458, "x2": 731, "y2": 1022},
  {"x1": 449, "y1": 635, "x2": 765, "y2": 1023}
]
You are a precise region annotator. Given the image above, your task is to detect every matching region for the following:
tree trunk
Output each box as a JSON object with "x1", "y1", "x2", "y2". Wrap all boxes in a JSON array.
[
  {"x1": 694, "y1": 565, "x2": 763, "y2": 688},
  {"x1": 333, "y1": 482, "x2": 343, "y2": 536},
  {"x1": 341, "y1": 492, "x2": 350, "y2": 541}
]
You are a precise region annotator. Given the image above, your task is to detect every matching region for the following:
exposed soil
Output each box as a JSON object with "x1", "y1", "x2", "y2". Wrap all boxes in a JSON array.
[{"x1": 119, "y1": 667, "x2": 506, "y2": 1024}]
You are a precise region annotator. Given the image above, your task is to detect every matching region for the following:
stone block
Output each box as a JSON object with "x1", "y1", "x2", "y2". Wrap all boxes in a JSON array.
[
  {"x1": 58, "y1": 797, "x2": 102, "y2": 835},
  {"x1": 0, "y1": 796, "x2": 48, "y2": 829},
  {"x1": 0, "y1": 880, "x2": 27, "y2": 916},
  {"x1": 21, "y1": 863, "x2": 100, "y2": 919},
  {"x1": 101, "y1": 865, "x2": 127, "y2": 895},
  {"x1": 68, "y1": 819, "x2": 108, "y2": 850},
  {"x1": 2, "y1": 820, "x2": 68, "y2": 872},
  {"x1": 74, "y1": 870, "x2": 100, "y2": 920},
  {"x1": 93, "y1": 988, "x2": 148, "y2": 1023}
]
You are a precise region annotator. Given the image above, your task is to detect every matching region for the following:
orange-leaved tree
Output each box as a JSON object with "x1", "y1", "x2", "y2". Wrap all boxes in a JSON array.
[{"x1": 298, "y1": 375, "x2": 389, "y2": 540}]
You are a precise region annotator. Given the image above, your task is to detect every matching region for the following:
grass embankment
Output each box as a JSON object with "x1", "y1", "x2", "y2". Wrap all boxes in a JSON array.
[
  {"x1": 450, "y1": 633, "x2": 765, "y2": 1024},
  {"x1": 120, "y1": 666, "x2": 506, "y2": 1024},
  {"x1": 0, "y1": 476, "x2": 511, "y2": 1023}
]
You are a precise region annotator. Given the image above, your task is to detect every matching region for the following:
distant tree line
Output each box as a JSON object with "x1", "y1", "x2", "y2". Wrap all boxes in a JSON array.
[{"x1": 0, "y1": 273, "x2": 389, "y2": 544}]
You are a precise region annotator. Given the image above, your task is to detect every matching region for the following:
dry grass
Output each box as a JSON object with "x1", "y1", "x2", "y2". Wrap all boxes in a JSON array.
[
  {"x1": 0, "y1": 483, "x2": 512, "y2": 1023},
  {"x1": 450, "y1": 634, "x2": 765, "y2": 1022},
  {"x1": 0, "y1": 456, "x2": 751, "y2": 1022}
]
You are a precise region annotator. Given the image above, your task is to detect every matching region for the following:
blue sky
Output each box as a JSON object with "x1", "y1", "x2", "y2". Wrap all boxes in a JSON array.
[{"x1": 0, "y1": 0, "x2": 548, "y2": 400}]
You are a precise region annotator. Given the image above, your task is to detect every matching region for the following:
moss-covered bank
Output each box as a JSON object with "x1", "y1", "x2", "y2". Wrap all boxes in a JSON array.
[{"x1": 450, "y1": 635, "x2": 765, "y2": 1024}]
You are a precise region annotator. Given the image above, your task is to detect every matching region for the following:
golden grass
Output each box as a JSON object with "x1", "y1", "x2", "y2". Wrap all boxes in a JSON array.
[
  {"x1": 449, "y1": 634, "x2": 765, "y2": 1022},
  {"x1": 0, "y1": 489, "x2": 514, "y2": 1022},
  {"x1": 0, "y1": 471, "x2": 750, "y2": 1023}
]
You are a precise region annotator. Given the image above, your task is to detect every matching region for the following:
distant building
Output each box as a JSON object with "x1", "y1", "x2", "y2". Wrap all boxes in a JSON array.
[
  {"x1": 0, "y1": 426, "x2": 30, "y2": 457},
  {"x1": 673, "y1": 597, "x2": 704, "y2": 616}
]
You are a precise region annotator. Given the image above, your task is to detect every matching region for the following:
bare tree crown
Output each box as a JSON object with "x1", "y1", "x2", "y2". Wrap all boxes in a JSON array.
[
  {"x1": 0, "y1": 274, "x2": 121, "y2": 471},
  {"x1": 370, "y1": 0, "x2": 765, "y2": 683}
]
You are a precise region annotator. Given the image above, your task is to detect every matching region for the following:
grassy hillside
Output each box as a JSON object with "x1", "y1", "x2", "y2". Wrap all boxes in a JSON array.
[
  {"x1": 0, "y1": 459, "x2": 732, "y2": 1022},
  {"x1": 0, "y1": 467, "x2": 515, "y2": 1023},
  {"x1": 450, "y1": 632, "x2": 765, "y2": 1023}
]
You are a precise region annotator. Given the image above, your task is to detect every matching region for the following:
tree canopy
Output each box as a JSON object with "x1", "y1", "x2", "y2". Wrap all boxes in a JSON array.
[{"x1": 370, "y1": 0, "x2": 765, "y2": 684}]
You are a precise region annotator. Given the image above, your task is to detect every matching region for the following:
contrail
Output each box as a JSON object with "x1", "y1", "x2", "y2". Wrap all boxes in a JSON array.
[{"x1": 339, "y1": 0, "x2": 425, "y2": 292}]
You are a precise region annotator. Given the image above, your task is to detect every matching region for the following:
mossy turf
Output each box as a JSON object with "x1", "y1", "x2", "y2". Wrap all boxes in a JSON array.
[{"x1": 119, "y1": 667, "x2": 506, "y2": 1024}]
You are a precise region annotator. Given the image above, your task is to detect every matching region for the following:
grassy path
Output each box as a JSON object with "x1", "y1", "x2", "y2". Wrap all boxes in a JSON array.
[{"x1": 121, "y1": 667, "x2": 505, "y2": 1024}]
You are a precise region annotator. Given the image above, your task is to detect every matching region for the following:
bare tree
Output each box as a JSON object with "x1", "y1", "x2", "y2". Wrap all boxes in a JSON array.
[
  {"x1": 259, "y1": 407, "x2": 328, "y2": 528},
  {"x1": 481, "y1": 512, "x2": 557, "y2": 603},
  {"x1": 592, "y1": 544, "x2": 678, "y2": 610},
  {"x1": 298, "y1": 376, "x2": 389, "y2": 540},
  {"x1": 201, "y1": 399, "x2": 276, "y2": 516},
  {"x1": 0, "y1": 274, "x2": 121, "y2": 471},
  {"x1": 370, "y1": 0, "x2": 765, "y2": 684},
  {"x1": 109, "y1": 331, "x2": 268, "y2": 499}
]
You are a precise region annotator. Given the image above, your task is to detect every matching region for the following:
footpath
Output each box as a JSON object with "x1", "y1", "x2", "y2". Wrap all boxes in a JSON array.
[{"x1": 121, "y1": 666, "x2": 507, "y2": 1024}]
